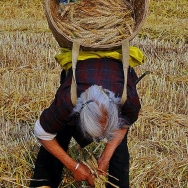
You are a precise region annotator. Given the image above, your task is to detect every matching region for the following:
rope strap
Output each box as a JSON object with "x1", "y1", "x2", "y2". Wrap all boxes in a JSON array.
[
  {"x1": 120, "y1": 38, "x2": 129, "y2": 106},
  {"x1": 70, "y1": 41, "x2": 80, "y2": 106},
  {"x1": 70, "y1": 39, "x2": 129, "y2": 106}
]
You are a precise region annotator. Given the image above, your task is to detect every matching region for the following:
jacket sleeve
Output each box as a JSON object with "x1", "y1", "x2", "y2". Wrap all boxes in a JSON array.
[{"x1": 34, "y1": 120, "x2": 56, "y2": 140}]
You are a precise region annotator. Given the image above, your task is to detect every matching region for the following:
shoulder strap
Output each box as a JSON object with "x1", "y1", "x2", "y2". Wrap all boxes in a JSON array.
[
  {"x1": 70, "y1": 39, "x2": 129, "y2": 106},
  {"x1": 70, "y1": 41, "x2": 80, "y2": 106},
  {"x1": 120, "y1": 38, "x2": 129, "y2": 106}
]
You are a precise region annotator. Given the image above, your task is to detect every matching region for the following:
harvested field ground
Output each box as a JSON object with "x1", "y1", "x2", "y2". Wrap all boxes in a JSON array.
[{"x1": 0, "y1": 0, "x2": 187, "y2": 187}]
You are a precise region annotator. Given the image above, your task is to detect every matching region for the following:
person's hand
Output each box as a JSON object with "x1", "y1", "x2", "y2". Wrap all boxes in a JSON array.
[
  {"x1": 72, "y1": 163, "x2": 94, "y2": 186},
  {"x1": 97, "y1": 157, "x2": 109, "y2": 175}
]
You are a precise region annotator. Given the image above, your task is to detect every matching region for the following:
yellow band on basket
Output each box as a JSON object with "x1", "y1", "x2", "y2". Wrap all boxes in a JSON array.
[{"x1": 55, "y1": 46, "x2": 145, "y2": 71}]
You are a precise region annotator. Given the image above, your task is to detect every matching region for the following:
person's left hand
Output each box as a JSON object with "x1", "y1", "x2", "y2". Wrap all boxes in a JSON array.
[{"x1": 97, "y1": 157, "x2": 109, "y2": 175}]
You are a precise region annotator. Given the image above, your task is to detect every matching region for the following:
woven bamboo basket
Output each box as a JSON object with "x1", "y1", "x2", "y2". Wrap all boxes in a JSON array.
[{"x1": 45, "y1": 0, "x2": 149, "y2": 50}]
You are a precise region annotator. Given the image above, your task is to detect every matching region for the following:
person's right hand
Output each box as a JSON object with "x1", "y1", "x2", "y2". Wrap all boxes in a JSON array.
[{"x1": 72, "y1": 163, "x2": 94, "y2": 186}]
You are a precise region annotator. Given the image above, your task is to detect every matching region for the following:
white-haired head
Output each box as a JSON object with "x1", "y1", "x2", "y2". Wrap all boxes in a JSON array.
[{"x1": 73, "y1": 85, "x2": 121, "y2": 142}]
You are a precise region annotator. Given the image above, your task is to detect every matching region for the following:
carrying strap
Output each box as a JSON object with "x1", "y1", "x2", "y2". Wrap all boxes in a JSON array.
[
  {"x1": 70, "y1": 41, "x2": 80, "y2": 106},
  {"x1": 120, "y1": 38, "x2": 129, "y2": 106},
  {"x1": 70, "y1": 39, "x2": 130, "y2": 106}
]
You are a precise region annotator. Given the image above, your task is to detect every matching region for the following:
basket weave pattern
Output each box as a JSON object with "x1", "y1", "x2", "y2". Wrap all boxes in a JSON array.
[{"x1": 45, "y1": 0, "x2": 149, "y2": 50}]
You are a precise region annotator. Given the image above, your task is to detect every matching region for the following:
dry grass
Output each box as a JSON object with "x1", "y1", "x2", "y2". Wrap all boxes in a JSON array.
[
  {"x1": 0, "y1": 0, "x2": 188, "y2": 187},
  {"x1": 82, "y1": 153, "x2": 119, "y2": 188}
]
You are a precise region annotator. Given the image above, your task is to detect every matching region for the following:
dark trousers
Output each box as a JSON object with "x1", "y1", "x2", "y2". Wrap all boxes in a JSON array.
[
  {"x1": 108, "y1": 134, "x2": 129, "y2": 188},
  {"x1": 29, "y1": 123, "x2": 129, "y2": 188}
]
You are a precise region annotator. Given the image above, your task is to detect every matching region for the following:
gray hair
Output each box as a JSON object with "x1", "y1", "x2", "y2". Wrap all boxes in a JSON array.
[{"x1": 73, "y1": 85, "x2": 121, "y2": 142}]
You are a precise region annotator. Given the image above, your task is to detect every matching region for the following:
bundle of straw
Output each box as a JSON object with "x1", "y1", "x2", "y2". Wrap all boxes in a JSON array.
[
  {"x1": 82, "y1": 154, "x2": 119, "y2": 188},
  {"x1": 56, "y1": 0, "x2": 134, "y2": 46}
]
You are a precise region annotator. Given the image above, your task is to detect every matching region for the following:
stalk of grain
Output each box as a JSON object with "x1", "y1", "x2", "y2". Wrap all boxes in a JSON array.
[
  {"x1": 57, "y1": 0, "x2": 135, "y2": 46},
  {"x1": 82, "y1": 154, "x2": 119, "y2": 188}
]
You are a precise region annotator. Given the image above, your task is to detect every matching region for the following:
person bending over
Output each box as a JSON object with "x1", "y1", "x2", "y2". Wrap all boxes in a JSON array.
[{"x1": 29, "y1": 58, "x2": 141, "y2": 188}]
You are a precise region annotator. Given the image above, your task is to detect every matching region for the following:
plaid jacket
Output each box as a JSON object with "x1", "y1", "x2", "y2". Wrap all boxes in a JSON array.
[{"x1": 40, "y1": 58, "x2": 141, "y2": 133}]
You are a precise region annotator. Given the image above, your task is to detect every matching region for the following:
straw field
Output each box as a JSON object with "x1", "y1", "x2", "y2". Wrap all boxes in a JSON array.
[{"x1": 0, "y1": 0, "x2": 187, "y2": 187}]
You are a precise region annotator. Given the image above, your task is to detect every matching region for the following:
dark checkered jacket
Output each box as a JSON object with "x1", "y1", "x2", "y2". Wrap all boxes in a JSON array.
[{"x1": 40, "y1": 58, "x2": 141, "y2": 133}]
